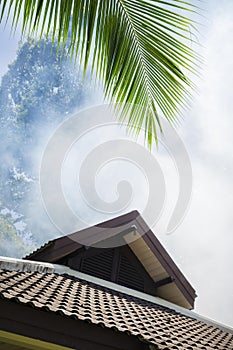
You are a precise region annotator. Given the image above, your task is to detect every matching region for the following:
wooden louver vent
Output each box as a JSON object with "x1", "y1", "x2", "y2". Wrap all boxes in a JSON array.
[
  {"x1": 77, "y1": 247, "x2": 150, "y2": 294},
  {"x1": 117, "y1": 253, "x2": 145, "y2": 292},
  {"x1": 80, "y1": 249, "x2": 114, "y2": 280}
]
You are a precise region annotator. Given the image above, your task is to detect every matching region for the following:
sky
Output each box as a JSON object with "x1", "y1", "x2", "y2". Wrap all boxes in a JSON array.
[{"x1": 0, "y1": 0, "x2": 233, "y2": 328}]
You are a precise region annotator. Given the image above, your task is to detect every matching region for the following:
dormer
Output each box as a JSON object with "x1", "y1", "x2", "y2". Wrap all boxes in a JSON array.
[{"x1": 25, "y1": 211, "x2": 196, "y2": 309}]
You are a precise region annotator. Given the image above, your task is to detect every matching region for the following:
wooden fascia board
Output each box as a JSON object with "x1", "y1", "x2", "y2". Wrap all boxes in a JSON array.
[
  {"x1": 26, "y1": 212, "x2": 139, "y2": 262},
  {"x1": 0, "y1": 299, "x2": 149, "y2": 350}
]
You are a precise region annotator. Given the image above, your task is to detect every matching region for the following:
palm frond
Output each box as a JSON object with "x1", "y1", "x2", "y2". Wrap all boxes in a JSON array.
[{"x1": 0, "y1": 0, "x2": 200, "y2": 147}]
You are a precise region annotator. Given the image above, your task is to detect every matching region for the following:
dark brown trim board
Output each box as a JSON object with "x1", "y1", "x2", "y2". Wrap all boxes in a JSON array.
[{"x1": 0, "y1": 299, "x2": 149, "y2": 350}]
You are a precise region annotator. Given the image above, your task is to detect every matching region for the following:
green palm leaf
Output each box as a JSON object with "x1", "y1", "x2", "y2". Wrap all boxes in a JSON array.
[{"x1": 0, "y1": 0, "x2": 200, "y2": 147}]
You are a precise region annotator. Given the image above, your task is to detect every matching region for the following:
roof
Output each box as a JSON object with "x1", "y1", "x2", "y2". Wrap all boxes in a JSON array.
[
  {"x1": 23, "y1": 211, "x2": 196, "y2": 309},
  {"x1": 0, "y1": 264, "x2": 233, "y2": 350}
]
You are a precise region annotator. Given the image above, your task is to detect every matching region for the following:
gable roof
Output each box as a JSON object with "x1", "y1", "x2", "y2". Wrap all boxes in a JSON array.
[
  {"x1": 24, "y1": 211, "x2": 196, "y2": 309},
  {"x1": 0, "y1": 266, "x2": 232, "y2": 350}
]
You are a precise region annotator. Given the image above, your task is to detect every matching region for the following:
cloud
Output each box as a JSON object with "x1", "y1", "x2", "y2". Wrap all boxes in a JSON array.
[{"x1": 0, "y1": 12, "x2": 22, "y2": 80}]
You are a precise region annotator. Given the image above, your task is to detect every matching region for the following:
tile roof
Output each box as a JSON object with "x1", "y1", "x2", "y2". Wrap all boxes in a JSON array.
[{"x1": 0, "y1": 269, "x2": 232, "y2": 350}]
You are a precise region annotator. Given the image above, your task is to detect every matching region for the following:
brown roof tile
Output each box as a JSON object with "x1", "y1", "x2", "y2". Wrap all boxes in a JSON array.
[{"x1": 0, "y1": 269, "x2": 232, "y2": 350}]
